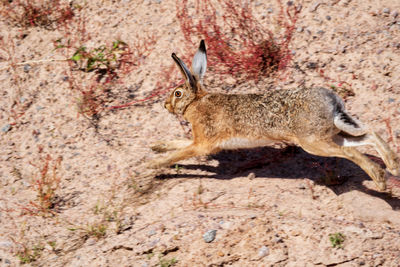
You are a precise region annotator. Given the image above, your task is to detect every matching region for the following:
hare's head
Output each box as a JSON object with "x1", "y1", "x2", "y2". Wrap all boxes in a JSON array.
[{"x1": 165, "y1": 40, "x2": 207, "y2": 115}]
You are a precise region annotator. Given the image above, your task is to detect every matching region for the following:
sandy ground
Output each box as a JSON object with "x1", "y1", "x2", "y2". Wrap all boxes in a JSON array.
[{"x1": 1, "y1": 0, "x2": 400, "y2": 266}]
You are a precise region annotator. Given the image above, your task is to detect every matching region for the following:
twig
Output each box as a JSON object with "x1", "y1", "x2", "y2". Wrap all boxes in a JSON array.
[{"x1": 0, "y1": 58, "x2": 68, "y2": 71}]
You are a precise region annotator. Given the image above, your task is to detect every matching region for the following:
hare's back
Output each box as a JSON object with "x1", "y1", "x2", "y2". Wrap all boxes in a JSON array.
[{"x1": 193, "y1": 88, "x2": 338, "y2": 139}]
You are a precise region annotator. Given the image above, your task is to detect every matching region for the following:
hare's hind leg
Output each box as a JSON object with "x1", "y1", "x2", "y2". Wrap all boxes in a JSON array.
[
  {"x1": 147, "y1": 143, "x2": 217, "y2": 169},
  {"x1": 150, "y1": 139, "x2": 192, "y2": 153},
  {"x1": 368, "y1": 132, "x2": 399, "y2": 176},
  {"x1": 299, "y1": 138, "x2": 387, "y2": 191},
  {"x1": 333, "y1": 132, "x2": 400, "y2": 176}
]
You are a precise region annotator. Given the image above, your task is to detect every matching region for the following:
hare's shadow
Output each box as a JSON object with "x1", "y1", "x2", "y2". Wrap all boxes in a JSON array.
[{"x1": 155, "y1": 146, "x2": 400, "y2": 209}]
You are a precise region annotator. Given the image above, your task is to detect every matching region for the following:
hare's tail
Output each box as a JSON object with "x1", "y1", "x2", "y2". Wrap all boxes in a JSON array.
[
  {"x1": 324, "y1": 89, "x2": 367, "y2": 136},
  {"x1": 334, "y1": 109, "x2": 366, "y2": 136}
]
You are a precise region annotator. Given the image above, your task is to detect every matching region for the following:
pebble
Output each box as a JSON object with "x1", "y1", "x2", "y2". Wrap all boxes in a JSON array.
[
  {"x1": 2, "y1": 124, "x2": 11, "y2": 133},
  {"x1": 247, "y1": 172, "x2": 255, "y2": 179},
  {"x1": 388, "y1": 98, "x2": 395, "y2": 103},
  {"x1": 0, "y1": 241, "x2": 13, "y2": 248},
  {"x1": 23, "y1": 64, "x2": 31, "y2": 73},
  {"x1": 296, "y1": 26, "x2": 304, "y2": 33},
  {"x1": 306, "y1": 62, "x2": 318, "y2": 69},
  {"x1": 258, "y1": 246, "x2": 270, "y2": 258},
  {"x1": 149, "y1": 238, "x2": 160, "y2": 247},
  {"x1": 148, "y1": 229, "x2": 156, "y2": 237},
  {"x1": 267, "y1": 8, "x2": 273, "y2": 13},
  {"x1": 383, "y1": 8, "x2": 390, "y2": 14},
  {"x1": 392, "y1": 11, "x2": 399, "y2": 18},
  {"x1": 326, "y1": 15, "x2": 331, "y2": 21},
  {"x1": 203, "y1": 229, "x2": 217, "y2": 243},
  {"x1": 36, "y1": 106, "x2": 44, "y2": 111}
]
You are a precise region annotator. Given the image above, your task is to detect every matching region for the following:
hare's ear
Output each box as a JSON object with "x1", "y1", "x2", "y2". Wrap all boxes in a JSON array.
[
  {"x1": 172, "y1": 53, "x2": 195, "y2": 89},
  {"x1": 191, "y1": 40, "x2": 207, "y2": 82}
]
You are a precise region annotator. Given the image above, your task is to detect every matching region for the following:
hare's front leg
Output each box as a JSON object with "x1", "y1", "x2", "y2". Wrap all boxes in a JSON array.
[
  {"x1": 147, "y1": 143, "x2": 216, "y2": 169},
  {"x1": 150, "y1": 139, "x2": 192, "y2": 153}
]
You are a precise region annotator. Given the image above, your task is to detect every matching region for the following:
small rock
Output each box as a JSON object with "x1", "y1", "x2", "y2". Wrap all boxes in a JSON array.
[
  {"x1": 220, "y1": 221, "x2": 233, "y2": 230},
  {"x1": 258, "y1": 246, "x2": 270, "y2": 258},
  {"x1": 2, "y1": 124, "x2": 11, "y2": 133},
  {"x1": 267, "y1": 8, "x2": 273, "y2": 13},
  {"x1": 383, "y1": 8, "x2": 390, "y2": 14},
  {"x1": 203, "y1": 229, "x2": 217, "y2": 243},
  {"x1": 0, "y1": 241, "x2": 13, "y2": 248},
  {"x1": 296, "y1": 26, "x2": 304, "y2": 33},
  {"x1": 4, "y1": 259, "x2": 11, "y2": 265},
  {"x1": 247, "y1": 172, "x2": 255, "y2": 179},
  {"x1": 86, "y1": 238, "x2": 96, "y2": 246},
  {"x1": 249, "y1": 215, "x2": 257, "y2": 219},
  {"x1": 392, "y1": 11, "x2": 399, "y2": 18},
  {"x1": 147, "y1": 229, "x2": 156, "y2": 237},
  {"x1": 388, "y1": 98, "x2": 395, "y2": 103},
  {"x1": 23, "y1": 64, "x2": 31, "y2": 73},
  {"x1": 298, "y1": 184, "x2": 306, "y2": 189},
  {"x1": 20, "y1": 97, "x2": 26, "y2": 103},
  {"x1": 306, "y1": 62, "x2": 318, "y2": 69},
  {"x1": 149, "y1": 238, "x2": 160, "y2": 247},
  {"x1": 287, "y1": 1, "x2": 293, "y2": 6},
  {"x1": 326, "y1": 15, "x2": 331, "y2": 20},
  {"x1": 36, "y1": 106, "x2": 44, "y2": 111}
]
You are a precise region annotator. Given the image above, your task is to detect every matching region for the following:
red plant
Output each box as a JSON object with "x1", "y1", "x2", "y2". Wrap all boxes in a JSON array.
[
  {"x1": 176, "y1": 0, "x2": 300, "y2": 84},
  {"x1": 28, "y1": 152, "x2": 62, "y2": 213},
  {"x1": 0, "y1": 0, "x2": 74, "y2": 29}
]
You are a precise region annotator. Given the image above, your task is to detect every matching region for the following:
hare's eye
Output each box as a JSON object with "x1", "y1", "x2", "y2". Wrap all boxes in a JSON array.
[{"x1": 174, "y1": 90, "x2": 183, "y2": 98}]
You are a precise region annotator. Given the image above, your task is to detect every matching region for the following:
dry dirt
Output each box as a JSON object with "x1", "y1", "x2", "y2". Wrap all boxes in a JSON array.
[{"x1": 1, "y1": 0, "x2": 400, "y2": 266}]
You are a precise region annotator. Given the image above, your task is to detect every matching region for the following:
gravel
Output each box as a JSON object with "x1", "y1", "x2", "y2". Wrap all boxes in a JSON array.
[
  {"x1": 258, "y1": 246, "x2": 270, "y2": 258},
  {"x1": 203, "y1": 230, "x2": 217, "y2": 243}
]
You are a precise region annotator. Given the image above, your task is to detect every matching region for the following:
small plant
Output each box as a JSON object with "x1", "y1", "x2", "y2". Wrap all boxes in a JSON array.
[
  {"x1": 329, "y1": 232, "x2": 345, "y2": 248},
  {"x1": 16, "y1": 243, "x2": 44, "y2": 264},
  {"x1": 0, "y1": 0, "x2": 74, "y2": 29},
  {"x1": 86, "y1": 223, "x2": 107, "y2": 239},
  {"x1": 23, "y1": 149, "x2": 62, "y2": 215},
  {"x1": 69, "y1": 40, "x2": 133, "y2": 83},
  {"x1": 159, "y1": 256, "x2": 177, "y2": 267}
]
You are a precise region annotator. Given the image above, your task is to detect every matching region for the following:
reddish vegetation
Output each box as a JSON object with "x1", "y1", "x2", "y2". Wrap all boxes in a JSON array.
[
  {"x1": 176, "y1": 0, "x2": 300, "y2": 83},
  {"x1": 0, "y1": 0, "x2": 74, "y2": 29},
  {"x1": 26, "y1": 149, "x2": 62, "y2": 214}
]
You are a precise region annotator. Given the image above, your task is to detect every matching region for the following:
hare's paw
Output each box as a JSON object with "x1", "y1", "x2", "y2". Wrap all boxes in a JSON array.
[
  {"x1": 145, "y1": 158, "x2": 169, "y2": 169},
  {"x1": 150, "y1": 141, "x2": 170, "y2": 153},
  {"x1": 150, "y1": 139, "x2": 192, "y2": 153}
]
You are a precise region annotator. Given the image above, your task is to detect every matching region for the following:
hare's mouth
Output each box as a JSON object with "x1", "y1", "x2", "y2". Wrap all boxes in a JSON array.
[{"x1": 164, "y1": 103, "x2": 174, "y2": 113}]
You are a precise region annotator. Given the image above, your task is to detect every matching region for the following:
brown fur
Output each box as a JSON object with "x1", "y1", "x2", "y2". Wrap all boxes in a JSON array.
[{"x1": 147, "y1": 41, "x2": 399, "y2": 191}]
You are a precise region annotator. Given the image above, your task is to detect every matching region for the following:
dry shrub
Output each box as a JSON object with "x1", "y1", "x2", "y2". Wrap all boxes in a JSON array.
[
  {"x1": 0, "y1": 0, "x2": 74, "y2": 29},
  {"x1": 54, "y1": 8, "x2": 157, "y2": 117},
  {"x1": 176, "y1": 0, "x2": 301, "y2": 84}
]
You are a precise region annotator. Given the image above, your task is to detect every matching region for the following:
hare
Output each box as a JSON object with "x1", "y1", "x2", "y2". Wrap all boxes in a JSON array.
[{"x1": 147, "y1": 40, "x2": 399, "y2": 191}]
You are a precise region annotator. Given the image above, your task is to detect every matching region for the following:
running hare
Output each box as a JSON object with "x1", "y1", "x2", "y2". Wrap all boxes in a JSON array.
[{"x1": 148, "y1": 40, "x2": 399, "y2": 191}]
